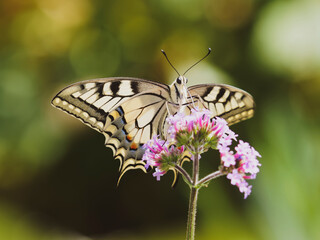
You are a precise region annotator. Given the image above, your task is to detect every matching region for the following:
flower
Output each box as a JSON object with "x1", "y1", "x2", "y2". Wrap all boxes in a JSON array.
[
  {"x1": 153, "y1": 168, "x2": 166, "y2": 181},
  {"x1": 167, "y1": 112, "x2": 185, "y2": 140},
  {"x1": 221, "y1": 151, "x2": 236, "y2": 167},
  {"x1": 238, "y1": 181, "x2": 252, "y2": 199},
  {"x1": 224, "y1": 140, "x2": 261, "y2": 198},
  {"x1": 235, "y1": 141, "x2": 261, "y2": 176},
  {"x1": 142, "y1": 136, "x2": 166, "y2": 169},
  {"x1": 142, "y1": 107, "x2": 261, "y2": 199},
  {"x1": 167, "y1": 107, "x2": 235, "y2": 153},
  {"x1": 227, "y1": 169, "x2": 253, "y2": 199},
  {"x1": 227, "y1": 169, "x2": 243, "y2": 185},
  {"x1": 142, "y1": 135, "x2": 185, "y2": 181}
]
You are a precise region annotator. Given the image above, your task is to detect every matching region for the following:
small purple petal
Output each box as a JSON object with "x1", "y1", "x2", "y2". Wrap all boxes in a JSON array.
[
  {"x1": 227, "y1": 169, "x2": 243, "y2": 185},
  {"x1": 153, "y1": 168, "x2": 165, "y2": 181},
  {"x1": 218, "y1": 144, "x2": 230, "y2": 155},
  {"x1": 221, "y1": 151, "x2": 236, "y2": 167},
  {"x1": 237, "y1": 181, "x2": 252, "y2": 199},
  {"x1": 235, "y1": 140, "x2": 251, "y2": 155}
]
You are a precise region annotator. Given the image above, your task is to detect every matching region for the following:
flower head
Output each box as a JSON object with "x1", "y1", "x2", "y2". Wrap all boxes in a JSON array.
[
  {"x1": 167, "y1": 108, "x2": 235, "y2": 154},
  {"x1": 223, "y1": 140, "x2": 261, "y2": 198},
  {"x1": 142, "y1": 106, "x2": 261, "y2": 199},
  {"x1": 142, "y1": 135, "x2": 184, "y2": 180},
  {"x1": 142, "y1": 135, "x2": 166, "y2": 169},
  {"x1": 235, "y1": 141, "x2": 262, "y2": 176}
]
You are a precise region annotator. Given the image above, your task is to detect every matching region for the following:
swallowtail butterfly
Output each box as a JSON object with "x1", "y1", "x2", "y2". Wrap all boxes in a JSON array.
[{"x1": 51, "y1": 50, "x2": 255, "y2": 183}]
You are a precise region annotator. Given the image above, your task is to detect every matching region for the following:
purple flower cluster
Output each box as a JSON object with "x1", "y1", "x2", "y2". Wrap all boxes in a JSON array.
[
  {"x1": 142, "y1": 135, "x2": 184, "y2": 181},
  {"x1": 167, "y1": 108, "x2": 219, "y2": 140},
  {"x1": 142, "y1": 107, "x2": 261, "y2": 198},
  {"x1": 220, "y1": 138, "x2": 261, "y2": 199},
  {"x1": 167, "y1": 108, "x2": 236, "y2": 153}
]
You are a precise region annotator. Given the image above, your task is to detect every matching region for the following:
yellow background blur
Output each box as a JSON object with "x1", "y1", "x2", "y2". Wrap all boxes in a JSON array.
[{"x1": 0, "y1": 0, "x2": 319, "y2": 239}]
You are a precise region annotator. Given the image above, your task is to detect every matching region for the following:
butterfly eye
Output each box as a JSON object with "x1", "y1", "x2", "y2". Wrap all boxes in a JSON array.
[{"x1": 176, "y1": 78, "x2": 182, "y2": 84}]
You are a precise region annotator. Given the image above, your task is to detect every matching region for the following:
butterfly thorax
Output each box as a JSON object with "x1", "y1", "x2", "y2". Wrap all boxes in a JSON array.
[{"x1": 169, "y1": 76, "x2": 189, "y2": 110}]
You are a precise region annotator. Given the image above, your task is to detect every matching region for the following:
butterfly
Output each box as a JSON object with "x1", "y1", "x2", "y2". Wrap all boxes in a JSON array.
[{"x1": 51, "y1": 49, "x2": 255, "y2": 183}]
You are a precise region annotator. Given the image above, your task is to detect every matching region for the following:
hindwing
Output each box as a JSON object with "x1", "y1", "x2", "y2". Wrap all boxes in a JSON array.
[
  {"x1": 51, "y1": 77, "x2": 172, "y2": 181},
  {"x1": 102, "y1": 90, "x2": 170, "y2": 181},
  {"x1": 188, "y1": 84, "x2": 255, "y2": 125}
]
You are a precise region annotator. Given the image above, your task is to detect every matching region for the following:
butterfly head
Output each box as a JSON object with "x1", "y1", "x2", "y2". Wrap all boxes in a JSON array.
[
  {"x1": 175, "y1": 76, "x2": 188, "y2": 85},
  {"x1": 162, "y1": 48, "x2": 211, "y2": 106}
]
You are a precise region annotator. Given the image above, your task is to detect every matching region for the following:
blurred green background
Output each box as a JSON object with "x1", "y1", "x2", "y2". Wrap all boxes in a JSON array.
[{"x1": 0, "y1": 0, "x2": 319, "y2": 239}]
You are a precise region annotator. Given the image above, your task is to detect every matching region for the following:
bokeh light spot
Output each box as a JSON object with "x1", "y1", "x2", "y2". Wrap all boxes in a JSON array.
[
  {"x1": 69, "y1": 30, "x2": 121, "y2": 77},
  {"x1": 204, "y1": 0, "x2": 255, "y2": 30},
  {"x1": 252, "y1": 1, "x2": 320, "y2": 80}
]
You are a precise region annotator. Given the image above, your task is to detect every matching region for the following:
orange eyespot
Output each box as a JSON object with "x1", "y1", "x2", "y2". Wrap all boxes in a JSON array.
[
  {"x1": 130, "y1": 142, "x2": 138, "y2": 150},
  {"x1": 126, "y1": 135, "x2": 133, "y2": 141}
]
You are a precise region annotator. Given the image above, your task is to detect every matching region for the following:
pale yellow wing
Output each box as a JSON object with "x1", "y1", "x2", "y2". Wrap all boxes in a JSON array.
[
  {"x1": 188, "y1": 84, "x2": 255, "y2": 125},
  {"x1": 52, "y1": 77, "x2": 171, "y2": 180}
]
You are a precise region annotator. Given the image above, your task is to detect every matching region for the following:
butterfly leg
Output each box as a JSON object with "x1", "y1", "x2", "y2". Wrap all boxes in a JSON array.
[
  {"x1": 195, "y1": 94, "x2": 205, "y2": 106},
  {"x1": 166, "y1": 101, "x2": 173, "y2": 115},
  {"x1": 188, "y1": 93, "x2": 207, "y2": 110}
]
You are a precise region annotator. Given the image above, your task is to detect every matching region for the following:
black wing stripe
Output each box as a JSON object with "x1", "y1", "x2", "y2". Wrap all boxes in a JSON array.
[
  {"x1": 110, "y1": 81, "x2": 121, "y2": 94},
  {"x1": 130, "y1": 81, "x2": 139, "y2": 94},
  {"x1": 216, "y1": 88, "x2": 226, "y2": 102}
]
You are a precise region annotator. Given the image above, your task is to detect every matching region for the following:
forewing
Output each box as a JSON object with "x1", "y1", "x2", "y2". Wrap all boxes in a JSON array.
[
  {"x1": 51, "y1": 77, "x2": 169, "y2": 132},
  {"x1": 52, "y1": 77, "x2": 172, "y2": 181},
  {"x1": 188, "y1": 84, "x2": 255, "y2": 125}
]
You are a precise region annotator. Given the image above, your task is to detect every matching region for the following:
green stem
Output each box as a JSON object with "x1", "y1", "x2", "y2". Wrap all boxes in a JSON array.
[
  {"x1": 198, "y1": 170, "x2": 225, "y2": 186},
  {"x1": 175, "y1": 165, "x2": 193, "y2": 186},
  {"x1": 186, "y1": 186, "x2": 199, "y2": 240},
  {"x1": 186, "y1": 150, "x2": 200, "y2": 240}
]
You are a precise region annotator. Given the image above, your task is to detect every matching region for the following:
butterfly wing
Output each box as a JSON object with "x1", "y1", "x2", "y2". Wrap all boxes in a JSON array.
[
  {"x1": 188, "y1": 84, "x2": 255, "y2": 125},
  {"x1": 103, "y1": 90, "x2": 170, "y2": 181},
  {"x1": 52, "y1": 77, "x2": 171, "y2": 180},
  {"x1": 52, "y1": 77, "x2": 169, "y2": 132}
]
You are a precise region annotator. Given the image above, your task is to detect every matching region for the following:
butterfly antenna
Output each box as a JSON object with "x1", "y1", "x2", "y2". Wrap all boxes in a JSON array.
[
  {"x1": 183, "y1": 48, "x2": 212, "y2": 75},
  {"x1": 161, "y1": 49, "x2": 180, "y2": 76}
]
